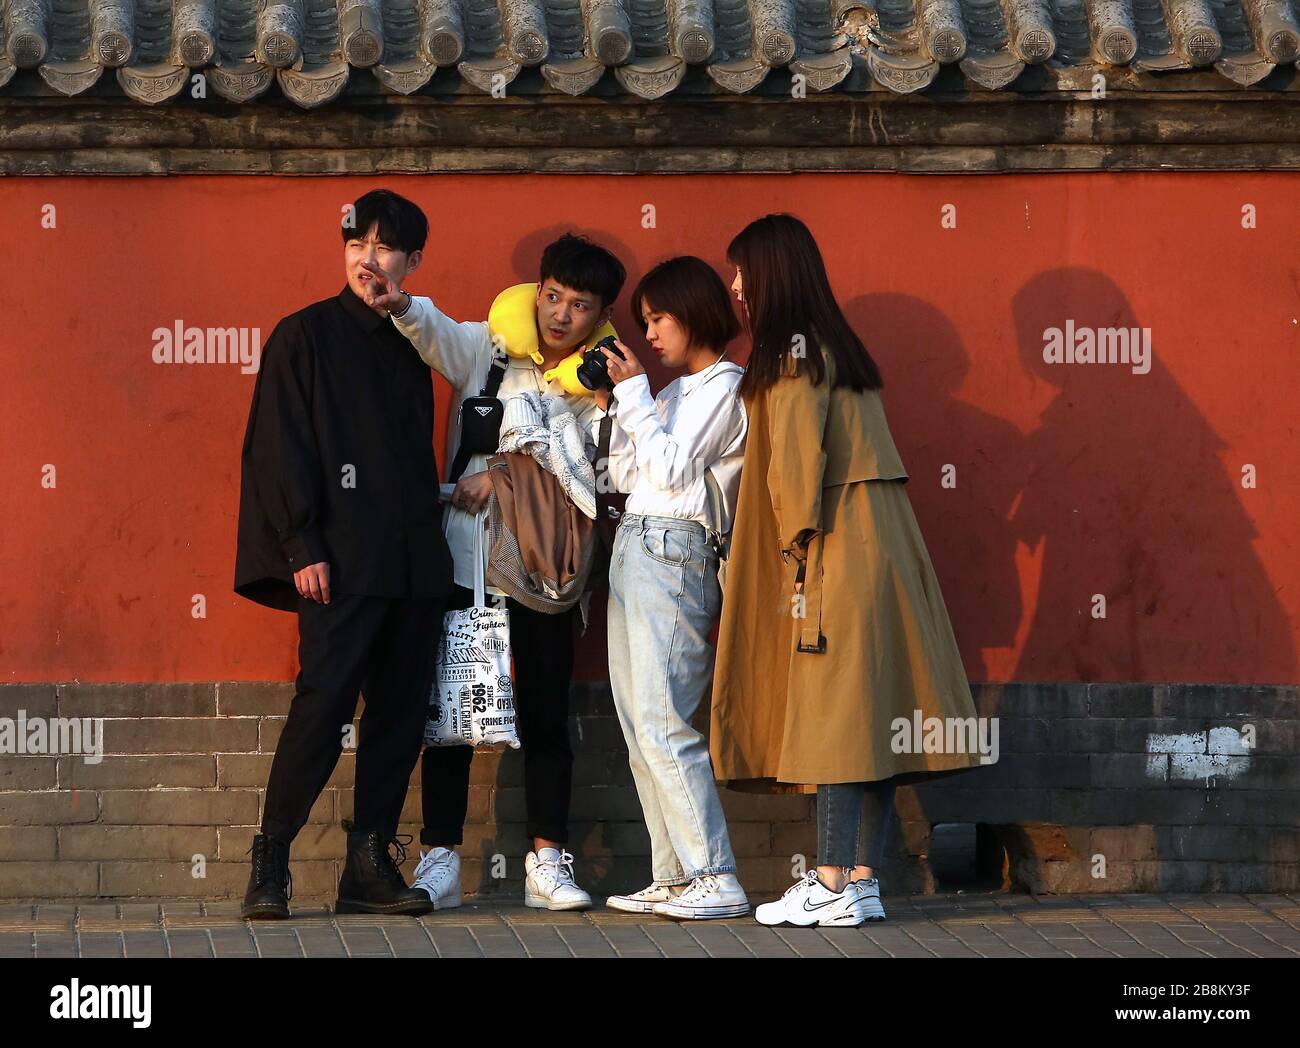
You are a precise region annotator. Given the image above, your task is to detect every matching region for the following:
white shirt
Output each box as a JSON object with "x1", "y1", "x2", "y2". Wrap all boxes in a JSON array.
[
  {"x1": 603, "y1": 360, "x2": 747, "y2": 536},
  {"x1": 391, "y1": 295, "x2": 606, "y2": 595}
]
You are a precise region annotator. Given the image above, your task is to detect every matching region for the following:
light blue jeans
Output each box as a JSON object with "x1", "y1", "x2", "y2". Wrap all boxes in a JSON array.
[{"x1": 606, "y1": 512, "x2": 738, "y2": 885}]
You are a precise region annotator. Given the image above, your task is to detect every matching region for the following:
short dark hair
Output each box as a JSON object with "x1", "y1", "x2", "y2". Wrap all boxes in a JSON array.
[
  {"x1": 631, "y1": 256, "x2": 740, "y2": 353},
  {"x1": 538, "y1": 233, "x2": 626, "y2": 308},
  {"x1": 342, "y1": 189, "x2": 428, "y2": 255}
]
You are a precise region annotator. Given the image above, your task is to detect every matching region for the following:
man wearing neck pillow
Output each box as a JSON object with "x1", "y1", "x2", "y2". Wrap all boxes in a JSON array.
[{"x1": 365, "y1": 232, "x2": 627, "y2": 912}]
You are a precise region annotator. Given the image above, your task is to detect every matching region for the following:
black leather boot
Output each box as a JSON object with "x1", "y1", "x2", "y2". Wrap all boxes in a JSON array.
[
  {"x1": 336, "y1": 829, "x2": 434, "y2": 916},
  {"x1": 241, "y1": 833, "x2": 292, "y2": 920}
]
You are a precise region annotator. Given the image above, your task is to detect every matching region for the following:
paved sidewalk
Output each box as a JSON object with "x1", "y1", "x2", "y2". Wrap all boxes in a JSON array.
[{"x1": 3, "y1": 892, "x2": 1299, "y2": 958}]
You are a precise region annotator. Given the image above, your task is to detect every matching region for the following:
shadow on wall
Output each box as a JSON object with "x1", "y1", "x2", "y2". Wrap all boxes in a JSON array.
[
  {"x1": 1006, "y1": 267, "x2": 1294, "y2": 685},
  {"x1": 848, "y1": 273, "x2": 1295, "y2": 685},
  {"x1": 845, "y1": 271, "x2": 1296, "y2": 892},
  {"x1": 844, "y1": 292, "x2": 1027, "y2": 682}
]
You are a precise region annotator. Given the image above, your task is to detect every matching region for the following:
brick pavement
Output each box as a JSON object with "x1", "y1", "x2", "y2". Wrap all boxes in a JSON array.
[{"x1": 2, "y1": 892, "x2": 1298, "y2": 958}]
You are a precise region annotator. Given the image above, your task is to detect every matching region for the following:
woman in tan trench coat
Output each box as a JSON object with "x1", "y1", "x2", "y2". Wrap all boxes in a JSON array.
[{"x1": 711, "y1": 214, "x2": 986, "y2": 927}]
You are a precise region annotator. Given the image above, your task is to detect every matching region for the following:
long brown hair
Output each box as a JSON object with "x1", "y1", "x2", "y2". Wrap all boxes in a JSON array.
[{"x1": 727, "y1": 213, "x2": 882, "y2": 399}]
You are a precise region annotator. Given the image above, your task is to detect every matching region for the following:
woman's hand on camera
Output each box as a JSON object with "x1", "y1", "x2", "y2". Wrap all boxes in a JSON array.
[{"x1": 602, "y1": 339, "x2": 645, "y2": 384}]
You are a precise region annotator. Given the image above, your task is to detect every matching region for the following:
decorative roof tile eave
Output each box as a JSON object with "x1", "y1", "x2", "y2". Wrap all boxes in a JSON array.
[
  {"x1": 6, "y1": 56, "x2": 1300, "y2": 176},
  {"x1": 1, "y1": 51, "x2": 1299, "y2": 110},
  {"x1": 1, "y1": 0, "x2": 1299, "y2": 109}
]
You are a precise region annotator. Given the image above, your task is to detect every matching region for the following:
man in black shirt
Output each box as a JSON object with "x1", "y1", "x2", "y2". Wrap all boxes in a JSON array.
[{"x1": 234, "y1": 190, "x2": 453, "y2": 918}]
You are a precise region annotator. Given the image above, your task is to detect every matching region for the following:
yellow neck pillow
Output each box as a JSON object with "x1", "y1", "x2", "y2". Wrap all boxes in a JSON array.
[{"x1": 487, "y1": 282, "x2": 618, "y2": 398}]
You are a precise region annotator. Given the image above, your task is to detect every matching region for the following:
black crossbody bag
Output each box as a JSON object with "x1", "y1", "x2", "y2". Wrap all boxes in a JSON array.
[{"x1": 447, "y1": 354, "x2": 509, "y2": 484}]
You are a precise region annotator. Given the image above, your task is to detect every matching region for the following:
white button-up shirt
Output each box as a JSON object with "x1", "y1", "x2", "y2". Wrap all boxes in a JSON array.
[{"x1": 604, "y1": 361, "x2": 747, "y2": 536}]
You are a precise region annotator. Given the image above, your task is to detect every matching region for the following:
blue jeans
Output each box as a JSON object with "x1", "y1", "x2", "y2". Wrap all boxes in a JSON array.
[
  {"x1": 817, "y1": 780, "x2": 898, "y2": 869},
  {"x1": 606, "y1": 513, "x2": 738, "y2": 885}
]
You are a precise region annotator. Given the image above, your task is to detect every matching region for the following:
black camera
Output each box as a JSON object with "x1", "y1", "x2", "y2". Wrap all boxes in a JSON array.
[{"x1": 576, "y1": 334, "x2": 624, "y2": 391}]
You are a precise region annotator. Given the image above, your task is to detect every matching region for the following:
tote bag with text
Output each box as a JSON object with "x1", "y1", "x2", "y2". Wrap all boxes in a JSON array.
[{"x1": 425, "y1": 511, "x2": 520, "y2": 749}]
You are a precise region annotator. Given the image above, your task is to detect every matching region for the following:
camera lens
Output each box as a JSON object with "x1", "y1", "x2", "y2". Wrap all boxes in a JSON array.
[{"x1": 576, "y1": 335, "x2": 624, "y2": 391}]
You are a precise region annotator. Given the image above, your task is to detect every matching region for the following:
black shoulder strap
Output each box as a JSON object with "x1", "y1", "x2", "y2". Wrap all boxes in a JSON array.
[
  {"x1": 594, "y1": 412, "x2": 627, "y2": 549},
  {"x1": 446, "y1": 438, "x2": 475, "y2": 487},
  {"x1": 481, "y1": 354, "x2": 507, "y2": 397},
  {"x1": 596, "y1": 412, "x2": 613, "y2": 466}
]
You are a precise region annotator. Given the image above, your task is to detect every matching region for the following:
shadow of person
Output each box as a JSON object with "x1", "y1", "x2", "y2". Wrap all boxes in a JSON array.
[
  {"x1": 1009, "y1": 267, "x2": 1296, "y2": 685},
  {"x1": 840, "y1": 294, "x2": 1027, "y2": 892},
  {"x1": 992, "y1": 267, "x2": 1300, "y2": 894},
  {"x1": 843, "y1": 293, "x2": 1028, "y2": 682}
]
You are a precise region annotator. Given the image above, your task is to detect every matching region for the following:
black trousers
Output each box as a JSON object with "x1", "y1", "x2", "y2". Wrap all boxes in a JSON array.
[
  {"x1": 421, "y1": 585, "x2": 577, "y2": 846},
  {"x1": 262, "y1": 592, "x2": 444, "y2": 843}
]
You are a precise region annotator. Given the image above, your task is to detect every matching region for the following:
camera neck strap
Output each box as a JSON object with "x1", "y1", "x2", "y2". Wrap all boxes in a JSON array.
[{"x1": 594, "y1": 412, "x2": 628, "y2": 549}]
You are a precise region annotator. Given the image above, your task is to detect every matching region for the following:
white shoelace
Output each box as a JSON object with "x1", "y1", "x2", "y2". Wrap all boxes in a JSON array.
[
  {"x1": 679, "y1": 875, "x2": 720, "y2": 902},
  {"x1": 415, "y1": 851, "x2": 452, "y2": 883},
  {"x1": 783, "y1": 871, "x2": 821, "y2": 898},
  {"x1": 537, "y1": 850, "x2": 577, "y2": 887},
  {"x1": 629, "y1": 884, "x2": 667, "y2": 900}
]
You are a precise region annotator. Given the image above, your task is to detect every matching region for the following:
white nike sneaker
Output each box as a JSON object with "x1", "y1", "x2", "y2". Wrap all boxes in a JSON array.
[
  {"x1": 652, "y1": 874, "x2": 750, "y2": 920},
  {"x1": 849, "y1": 876, "x2": 886, "y2": 921},
  {"x1": 754, "y1": 871, "x2": 867, "y2": 927},
  {"x1": 606, "y1": 882, "x2": 687, "y2": 914},
  {"x1": 525, "y1": 848, "x2": 592, "y2": 911},
  {"x1": 412, "y1": 847, "x2": 462, "y2": 909}
]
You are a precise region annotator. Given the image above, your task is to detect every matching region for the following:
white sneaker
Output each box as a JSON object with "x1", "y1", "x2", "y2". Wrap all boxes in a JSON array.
[
  {"x1": 652, "y1": 874, "x2": 750, "y2": 920},
  {"x1": 606, "y1": 883, "x2": 686, "y2": 914},
  {"x1": 849, "y1": 876, "x2": 886, "y2": 921},
  {"x1": 412, "y1": 847, "x2": 462, "y2": 909},
  {"x1": 525, "y1": 848, "x2": 592, "y2": 911},
  {"x1": 754, "y1": 871, "x2": 867, "y2": 927}
]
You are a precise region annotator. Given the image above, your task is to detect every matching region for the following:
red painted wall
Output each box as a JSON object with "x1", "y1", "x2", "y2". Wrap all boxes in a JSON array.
[{"x1": 0, "y1": 174, "x2": 1295, "y2": 685}]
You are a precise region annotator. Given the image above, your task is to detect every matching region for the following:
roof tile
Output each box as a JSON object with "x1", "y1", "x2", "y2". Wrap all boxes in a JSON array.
[{"x1": 0, "y1": 0, "x2": 1296, "y2": 105}]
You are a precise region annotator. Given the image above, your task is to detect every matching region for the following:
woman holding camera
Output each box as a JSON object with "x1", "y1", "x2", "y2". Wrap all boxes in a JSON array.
[
  {"x1": 593, "y1": 256, "x2": 750, "y2": 921},
  {"x1": 712, "y1": 214, "x2": 984, "y2": 927}
]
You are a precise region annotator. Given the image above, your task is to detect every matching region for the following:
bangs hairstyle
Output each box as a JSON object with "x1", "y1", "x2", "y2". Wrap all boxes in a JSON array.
[
  {"x1": 631, "y1": 256, "x2": 740, "y2": 353},
  {"x1": 727, "y1": 213, "x2": 882, "y2": 400},
  {"x1": 539, "y1": 233, "x2": 627, "y2": 309},
  {"x1": 341, "y1": 189, "x2": 429, "y2": 255}
]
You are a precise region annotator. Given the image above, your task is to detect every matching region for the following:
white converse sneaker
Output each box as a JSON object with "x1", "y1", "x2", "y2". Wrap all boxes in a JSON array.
[
  {"x1": 412, "y1": 847, "x2": 462, "y2": 909},
  {"x1": 606, "y1": 883, "x2": 686, "y2": 914},
  {"x1": 652, "y1": 874, "x2": 750, "y2": 920},
  {"x1": 754, "y1": 871, "x2": 867, "y2": 928},
  {"x1": 525, "y1": 848, "x2": 592, "y2": 911},
  {"x1": 849, "y1": 876, "x2": 886, "y2": 921}
]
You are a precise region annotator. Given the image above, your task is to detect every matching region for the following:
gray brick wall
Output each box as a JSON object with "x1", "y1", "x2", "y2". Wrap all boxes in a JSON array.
[
  {"x1": 911, "y1": 683, "x2": 1300, "y2": 893},
  {"x1": 0, "y1": 681, "x2": 1296, "y2": 899}
]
